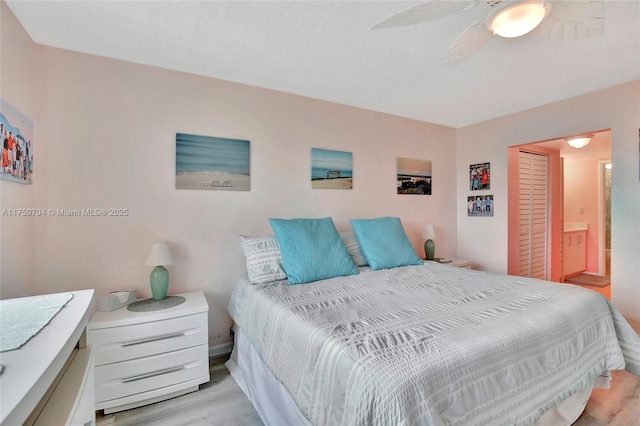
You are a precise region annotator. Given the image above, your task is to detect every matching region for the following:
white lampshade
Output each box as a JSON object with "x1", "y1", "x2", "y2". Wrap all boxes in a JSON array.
[
  {"x1": 566, "y1": 136, "x2": 593, "y2": 149},
  {"x1": 422, "y1": 225, "x2": 435, "y2": 241},
  {"x1": 145, "y1": 241, "x2": 173, "y2": 266},
  {"x1": 487, "y1": 1, "x2": 551, "y2": 39}
]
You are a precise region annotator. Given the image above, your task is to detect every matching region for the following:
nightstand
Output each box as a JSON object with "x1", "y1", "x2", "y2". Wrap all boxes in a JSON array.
[
  {"x1": 429, "y1": 259, "x2": 473, "y2": 269},
  {"x1": 449, "y1": 259, "x2": 472, "y2": 269},
  {"x1": 87, "y1": 291, "x2": 210, "y2": 414}
]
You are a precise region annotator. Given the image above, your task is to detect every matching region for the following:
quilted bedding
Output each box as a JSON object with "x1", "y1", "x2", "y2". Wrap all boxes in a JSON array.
[{"x1": 228, "y1": 262, "x2": 640, "y2": 426}]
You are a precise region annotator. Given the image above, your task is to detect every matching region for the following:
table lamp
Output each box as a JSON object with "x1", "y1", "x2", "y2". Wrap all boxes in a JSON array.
[
  {"x1": 145, "y1": 241, "x2": 173, "y2": 300},
  {"x1": 422, "y1": 225, "x2": 435, "y2": 261}
]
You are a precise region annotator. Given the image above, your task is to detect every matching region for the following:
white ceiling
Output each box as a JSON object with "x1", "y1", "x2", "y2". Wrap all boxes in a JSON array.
[{"x1": 7, "y1": 1, "x2": 640, "y2": 128}]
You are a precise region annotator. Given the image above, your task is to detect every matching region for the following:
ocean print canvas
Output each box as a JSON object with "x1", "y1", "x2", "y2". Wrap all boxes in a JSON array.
[
  {"x1": 1, "y1": 98, "x2": 33, "y2": 184},
  {"x1": 176, "y1": 133, "x2": 250, "y2": 191},
  {"x1": 311, "y1": 148, "x2": 353, "y2": 189},
  {"x1": 397, "y1": 157, "x2": 431, "y2": 195}
]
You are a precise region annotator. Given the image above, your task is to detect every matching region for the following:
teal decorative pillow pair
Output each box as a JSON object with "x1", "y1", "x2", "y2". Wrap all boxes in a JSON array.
[{"x1": 268, "y1": 216, "x2": 422, "y2": 285}]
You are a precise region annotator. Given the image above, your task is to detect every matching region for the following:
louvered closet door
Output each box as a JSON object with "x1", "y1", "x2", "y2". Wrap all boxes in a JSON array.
[{"x1": 518, "y1": 151, "x2": 548, "y2": 279}]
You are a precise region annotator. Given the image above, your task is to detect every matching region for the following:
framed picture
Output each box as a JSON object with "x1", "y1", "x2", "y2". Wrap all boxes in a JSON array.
[
  {"x1": 1, "y1": 98, "x2": 33, "y2": 184},
  {"x1": 397, "y1": 157, "x2": 431, "y2": 195},
  {"x1": 311, "y1": 148, "x2": 353, "y2": 189},
  {"x1": 468, "y1": 195, "x2": 493, "y2": 217},
  {"x1": 176, "y1": 133, "x2": 250, "y2": 191},
  {"x1": 469, "y1": 162, "x2": 490, "y2": 191}
]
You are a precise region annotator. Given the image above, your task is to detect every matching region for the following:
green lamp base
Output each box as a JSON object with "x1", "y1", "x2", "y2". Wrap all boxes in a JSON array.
[
  {"x1": 150, "y1": 265, "x2": 169, "y2": 300},
  {"x1": 424, "y1": 239, "x2": 435, "y2": 261}
]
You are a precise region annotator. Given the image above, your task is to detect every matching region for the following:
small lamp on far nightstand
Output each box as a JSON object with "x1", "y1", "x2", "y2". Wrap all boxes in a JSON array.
[
  {"x1": 422, "y1": 225, "x2": 435, "y2": 261},
  {"x1": 145, "y1": 241, "x2": 173, "y2": 300}
]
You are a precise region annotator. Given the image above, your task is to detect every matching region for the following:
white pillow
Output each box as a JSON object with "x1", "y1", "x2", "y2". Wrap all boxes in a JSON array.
[
  {"x1": 239, "y1": 235, "x2": 287, "y2": 284},
  {"x1": 340, "y1": 232, "x2": 368, "y2": 267}
]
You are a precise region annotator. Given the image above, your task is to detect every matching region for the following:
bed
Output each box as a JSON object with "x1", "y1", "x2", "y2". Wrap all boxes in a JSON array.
[{"x1": 227, "y1": 263, "x2": 640, "y2": 425}]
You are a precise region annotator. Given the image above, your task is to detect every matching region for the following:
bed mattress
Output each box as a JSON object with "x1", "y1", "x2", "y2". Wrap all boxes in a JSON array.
[{"x1": 228, "y1": 263, "x2": 640, "y2": 425}]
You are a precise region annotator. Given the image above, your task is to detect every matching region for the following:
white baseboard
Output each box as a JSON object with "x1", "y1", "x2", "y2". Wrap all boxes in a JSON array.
[{"x1": 209, "y1": 342, "x2": 233, "y2": 358}]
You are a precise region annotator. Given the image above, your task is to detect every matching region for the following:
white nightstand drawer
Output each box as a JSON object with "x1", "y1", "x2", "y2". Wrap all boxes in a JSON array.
[
  {"x1": 89, "y1": 312, "x2": 207, "y2": 366},
  {"x1": 95, "y1": 344, "x2": 209, "y2": 403}
]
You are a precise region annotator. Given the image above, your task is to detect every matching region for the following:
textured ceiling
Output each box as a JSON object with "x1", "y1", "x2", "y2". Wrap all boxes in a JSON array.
[{"x1": 7, "y1": 1, "x2": 640, "y2": 128}]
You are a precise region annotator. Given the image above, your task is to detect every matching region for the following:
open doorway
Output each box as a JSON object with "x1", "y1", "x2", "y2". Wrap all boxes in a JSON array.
[{"x1": 507, "y1": 130, "x2": 612, "y2": 298}]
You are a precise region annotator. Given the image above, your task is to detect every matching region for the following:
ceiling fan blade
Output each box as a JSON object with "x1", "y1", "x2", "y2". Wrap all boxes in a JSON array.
[
  {"x1": 537, "y1": 0, "x2": 605, "y2": 40},
  {"x1": 445, "y1": 18, "x2": 494, "y2": 69},
  {"x1": 371, "y1": 0, "x2": 479, "y2": 30}
]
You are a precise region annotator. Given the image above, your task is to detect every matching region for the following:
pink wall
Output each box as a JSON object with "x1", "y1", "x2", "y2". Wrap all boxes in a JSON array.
[
  {"x1": 32, "y1": 46, "x2": 457, "y2": 348},
  {"x1": 457, "y1": 81, "x2": 640, "y2": 332},
  {"x1": 0, "y1": 1, "x2": 37, "y2": 299},
  {"x1": 563, "y1": 159, "x2": 601, "y2": 273}
]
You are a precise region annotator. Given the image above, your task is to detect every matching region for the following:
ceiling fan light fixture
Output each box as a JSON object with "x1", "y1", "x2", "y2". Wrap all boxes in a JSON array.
[
  {"x1": 487, "y1": 1, "x2": 551, "y2": 38},
  {"x1": 566, "y1": 135, "x2": 593, "y2": 149}
]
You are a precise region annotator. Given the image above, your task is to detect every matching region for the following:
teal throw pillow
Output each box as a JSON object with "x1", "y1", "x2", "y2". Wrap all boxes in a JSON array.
[
  {"x1": 350, "y1": 217, "x2": 422, "y2": 270},
  {"x1": 268, "y1": 217, "x2": 357, "y2": 284}
]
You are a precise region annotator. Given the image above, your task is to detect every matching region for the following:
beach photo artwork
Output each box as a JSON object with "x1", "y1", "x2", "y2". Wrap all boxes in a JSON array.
[
  {"x1": 311, "y1": 148, "x2": 353, "y2": 190},
  {"x1": 1, "y1": 98, "x2": 33, "y2": 184},
  {"x1": 397, "y1": 157, "x2": 431, "y2": 195},
  {"x1": 176, "y1": 133, "x2": 250, "y2": 191}
]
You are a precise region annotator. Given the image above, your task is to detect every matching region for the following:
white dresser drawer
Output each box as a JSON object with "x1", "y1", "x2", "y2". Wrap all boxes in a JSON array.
[
  {"x1": 95, "y1": 344, "x2": 208, "y2": 403},
  {"x1": 89, "y1": 312, "x2": 207, "y2": 366}
]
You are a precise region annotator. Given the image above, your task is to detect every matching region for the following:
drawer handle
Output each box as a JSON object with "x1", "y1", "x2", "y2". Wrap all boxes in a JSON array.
[
  {"x1": 120, "y1": 332, "x2": 185, "y2": 347},
  {"x1": 121, "y1": 366, "x2": 184, "y2": 383}
]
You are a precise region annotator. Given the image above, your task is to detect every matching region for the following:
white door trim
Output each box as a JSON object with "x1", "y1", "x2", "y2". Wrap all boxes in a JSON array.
[{"x1": 597, "y1": 159, "x2": 611, "y2": 276}]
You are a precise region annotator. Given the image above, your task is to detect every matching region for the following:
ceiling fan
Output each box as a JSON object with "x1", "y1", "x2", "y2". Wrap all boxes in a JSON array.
[{"x1": 371, "y1": 0, "x2": 605, "y2": 68}]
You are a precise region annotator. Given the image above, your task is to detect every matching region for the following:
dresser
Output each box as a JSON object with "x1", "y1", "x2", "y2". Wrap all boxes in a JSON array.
[
  {"x1": 87, "y1": 291, "x2": 209, "y2": 414},
  {"x1": 0, "y1": 290, "x2": 95, "y2": 426}
]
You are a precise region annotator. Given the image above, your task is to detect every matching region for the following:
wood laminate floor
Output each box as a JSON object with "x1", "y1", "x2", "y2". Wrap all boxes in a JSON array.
[{"x1": 97, "y1": 356, "x2": 640, "y2": 426}]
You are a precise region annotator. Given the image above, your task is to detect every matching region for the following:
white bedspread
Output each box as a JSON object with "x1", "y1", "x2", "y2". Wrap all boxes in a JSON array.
[{"x1": 228, "y1": 263, "x2": 640, "y2": 426}]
